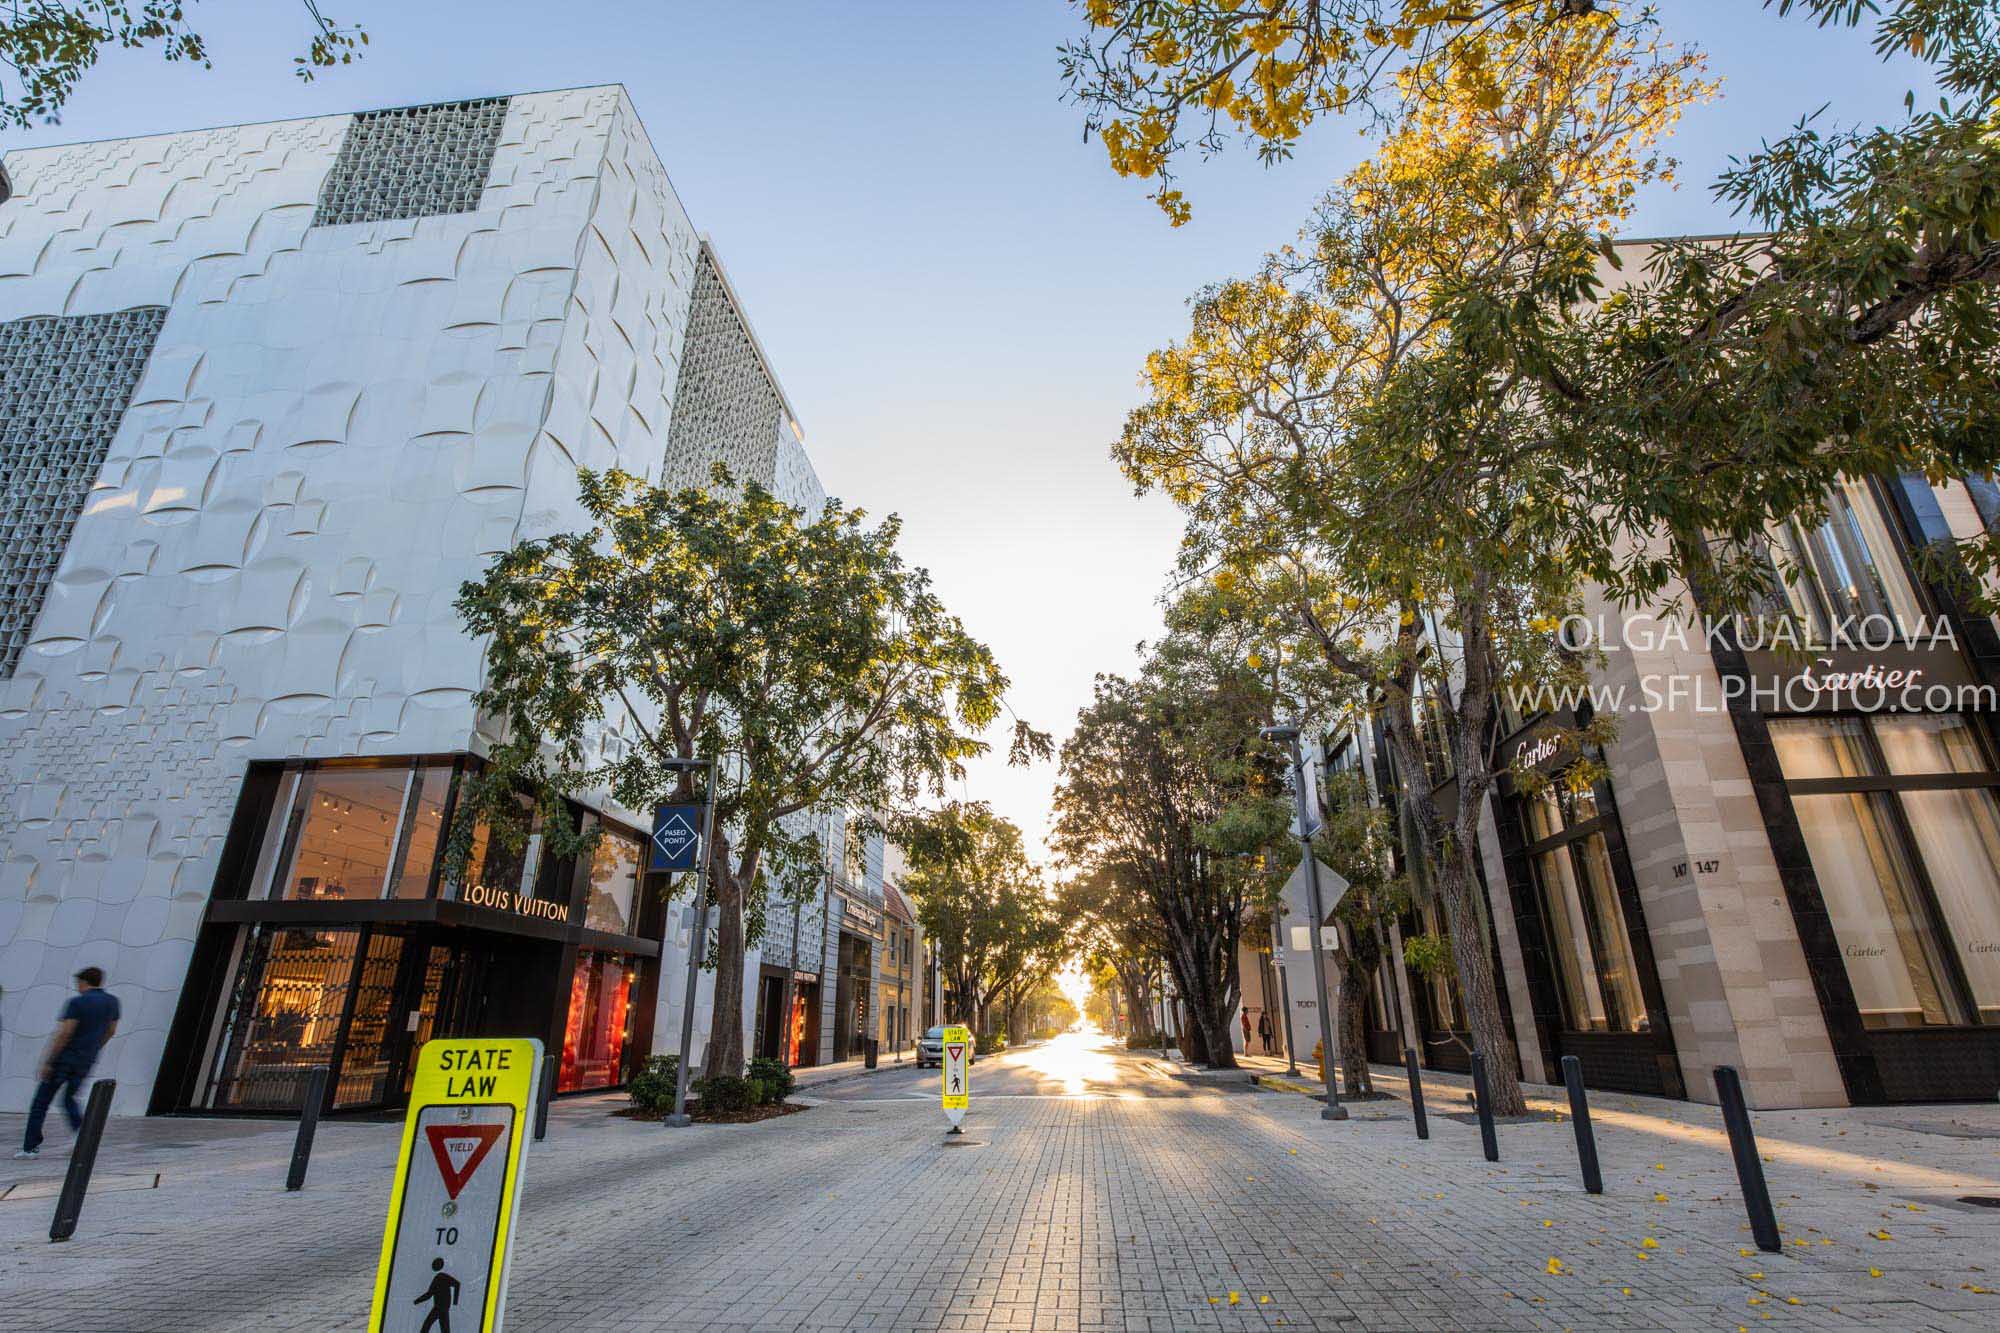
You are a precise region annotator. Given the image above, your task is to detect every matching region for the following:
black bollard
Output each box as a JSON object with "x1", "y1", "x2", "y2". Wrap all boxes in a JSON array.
[
  {"x1": 1559, "y1": 1055, "x2": 1603, "y2": 1195},
  {"x1": 1404, "y1": 1047, "x2": 1430, "y2": 1140},
  {"x1": 535, "y1": 1051, "x2": 556, "y2": 1142},
  {"x1": 1470, "y1": 1051, "x2": 1500, "y2": 1162},
  {"x1": 1714, "y1": 1066, "x2": 1781, "y2": 1253},
  {"x1": 49, "y1": 1079, "x2": 115, "y2": 1243},
  {"x1": 284, "y1": 1066, "x2": 329, "y2": 1192}
]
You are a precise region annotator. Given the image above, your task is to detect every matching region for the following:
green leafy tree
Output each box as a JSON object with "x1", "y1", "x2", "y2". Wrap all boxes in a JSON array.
[
  {"x1": 896, "y1": 802, "x2": 1060, "y2": 1036},
  {"x1": 1053, "y1": 620, "x2": 1290, "y2": 1068},
  {"x1": 456, "y1": 467, "x2": 1043, "y2": 1078},
  {"x1": 1, "y1": 1, "x2": 365, "y2": 130},
  {"x1": 1072, "y1": 863, "x2": 1168, "y2": 1039},
  {"x1": 1115, "y1": 15, "x2": 1690, "y2": 1112},
  {"x1": 1070, "y1": 0, "x2": 2000, "y2": 604}
]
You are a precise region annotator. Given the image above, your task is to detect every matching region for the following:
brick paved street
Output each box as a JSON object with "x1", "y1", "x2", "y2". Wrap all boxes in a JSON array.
[{"x1": 2, "y1": 1031, "x2": 1998, "y2": 1331}]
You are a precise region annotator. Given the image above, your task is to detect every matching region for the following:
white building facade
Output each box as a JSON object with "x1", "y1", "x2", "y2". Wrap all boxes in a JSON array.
[{"x1": 0, "y1": 87, "x2": 828, "y2": 1115}]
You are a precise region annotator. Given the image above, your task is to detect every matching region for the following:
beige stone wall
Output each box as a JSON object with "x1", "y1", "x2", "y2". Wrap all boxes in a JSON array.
[{"x1": 1581, "y1": 583, "x2": 1846, "y2": 1108}]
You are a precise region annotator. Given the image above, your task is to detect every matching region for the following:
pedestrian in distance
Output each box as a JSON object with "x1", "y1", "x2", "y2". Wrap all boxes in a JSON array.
[
  {"x1": 1257, "y1": 1008, "x2": 1274, "y2": 1056},
  {"x1": 1239, "y1": 1006, "x2": 1252, "y2": 1052},
  {"x1": 16, "y1": 966, "x2": 120, "y2": 1159}
]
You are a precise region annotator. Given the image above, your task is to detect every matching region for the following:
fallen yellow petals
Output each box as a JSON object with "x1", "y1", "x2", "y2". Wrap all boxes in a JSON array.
[
  {"x1": 1542, "y1": 1219, "x2": 1554, "y2": 1228},
  {"x1": 1640, "y1": 1238, "x2": 1659, "y2": 1250},
  {"x1": 1621, "y1": 1287, "x2": 1633, "y2": 1296},
  {"x1": 1868, "y1": 1268, "x2": 1883, "y2": 1279},
  {"x1": 1871, "y1": 1230, "x2": 1892, "y2": 1241},
  {"x1": 1748, "y1": 1272, "x2": 1763, "y2": 1279},
  {"x1": 1228, "y1": 1292, "x2": 1240, "y2": 1306},
  {"x1": 1653, "y1": 1193, "x2": 1669, "y2": 1203},
  {"x1": 1546, "y1": 1258, "x2": 1565, "y2": 1276},
  {"x1": 1740, "y1": 1248, "x2": 1757, "y2": 1257},
  {"x1": 1258, "y1": 1295, "x2": 1271, "y2": 1305},
  {"x1": 1786, "y1": 1297, "x2": 1802, "y2": 1306}
]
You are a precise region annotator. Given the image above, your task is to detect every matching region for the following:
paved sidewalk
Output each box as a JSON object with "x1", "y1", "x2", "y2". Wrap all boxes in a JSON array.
[{"x1": 0, "y1": 1036, "x2": 1995, "y2": 1330}]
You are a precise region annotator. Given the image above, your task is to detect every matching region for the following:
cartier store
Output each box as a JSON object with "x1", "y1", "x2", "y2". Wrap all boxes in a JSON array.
[{"x1": 150, "y1": 756, "x2": 666, "y2": 1115}]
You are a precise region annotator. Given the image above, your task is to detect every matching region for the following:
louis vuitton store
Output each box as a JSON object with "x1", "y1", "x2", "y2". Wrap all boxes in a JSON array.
[{"x1": 151, "y1": 756, "x2": 667, "y2": 1115}]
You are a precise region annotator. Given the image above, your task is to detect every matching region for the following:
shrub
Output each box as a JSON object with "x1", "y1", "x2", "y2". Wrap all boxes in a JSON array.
[
  {"x1": 976, "y1": 1030, "x2": 1007, "y2": 1056},
  {"x1": 627, "y1": 1055, "x2": 680, "y2": 1114},
  {"x1": 692, "y1": 1074, "x2": 758, "y2": 1115},
  {"x1": 747, "y1": 1055, "x2": 796, "y2": 1102},
  {"x1": 1125, "y1": 1031, "x2": 1163, "y2": 1050}
]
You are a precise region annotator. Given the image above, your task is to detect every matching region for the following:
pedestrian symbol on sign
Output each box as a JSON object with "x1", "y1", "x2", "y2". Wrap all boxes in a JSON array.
[{"x1": 413, "y1": 1258, "x2": 460, "y2": 1333}]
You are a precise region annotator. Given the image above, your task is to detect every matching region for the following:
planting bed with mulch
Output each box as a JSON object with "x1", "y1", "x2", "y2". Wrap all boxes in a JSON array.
[{"x1": 616, "y1": 1101, "x2": 809, "y2": 1125}]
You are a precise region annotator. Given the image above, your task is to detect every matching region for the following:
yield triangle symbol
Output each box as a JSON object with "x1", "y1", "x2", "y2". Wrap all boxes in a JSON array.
[
  {"x1": 945, "y1": 1043, "x2": 964, "y2": 1062},
  {"x1": 424, "y1": 1122, "x2": 505, "y2": 1200}
]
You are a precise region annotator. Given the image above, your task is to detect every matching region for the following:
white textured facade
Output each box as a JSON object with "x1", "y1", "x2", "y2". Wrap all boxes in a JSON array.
[{"x1": 0, "y1": 87, "x2": 824, "y2": 1113}]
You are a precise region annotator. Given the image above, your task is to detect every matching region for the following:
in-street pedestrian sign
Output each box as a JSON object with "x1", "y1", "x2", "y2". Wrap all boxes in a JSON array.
[
  {"x1": 940, "y1": 1024, "x2": 970, "y2": 1131},
  {"x1": 650, "y1": 803, "x2": 704, "y2": 871},
  {"x1": 370, "y1": 1038, "x2": 541, "y2": 1333}
]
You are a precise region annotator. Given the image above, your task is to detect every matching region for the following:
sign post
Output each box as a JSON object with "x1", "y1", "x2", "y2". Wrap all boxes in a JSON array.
[
  {"x1": 369, "y1": 1038, "x2": 541, "y2": 1333},
  {"x1": 940, "y1": 1024, "x2": 970, "y2": 1136}
]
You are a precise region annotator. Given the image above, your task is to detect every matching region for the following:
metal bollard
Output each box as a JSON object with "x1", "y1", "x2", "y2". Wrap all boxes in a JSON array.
[
  {"x1": 1559, "y1": 1055, "x2": 1603, "y2": 1195},
  {"x1": 1714, "y1": 1066, "x2": 1781, "y2": 1253},
  {"x1": 49, "y1": 1079, "x2": 115, "y2": 1243},
  {"x1": 284, "y1": 1066, "x2": 329, "y2": 1192},
  {"x1": 535, "y1": 1052, "x2": 556, "y2": 1142},
  {"x1": 1404, "y1": 1047, "x2": 1430, "y2": 1140},
  {"x1": 1470, "y1": 1051, "x2": 1500, "y2": 1162}
]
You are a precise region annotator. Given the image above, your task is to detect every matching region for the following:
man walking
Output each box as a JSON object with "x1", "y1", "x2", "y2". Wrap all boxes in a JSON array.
[{"x1": 16, "y1": 967, "x2": 119, "y2": 1159}]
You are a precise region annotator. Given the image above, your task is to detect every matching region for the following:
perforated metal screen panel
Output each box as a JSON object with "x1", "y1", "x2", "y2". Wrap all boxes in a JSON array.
[
  {"x1": 314, "y1": 98, "x2": 510, "y2": 228},
  {"x1": 0, "y1": 306, "x2": 167, "y2": 677}
]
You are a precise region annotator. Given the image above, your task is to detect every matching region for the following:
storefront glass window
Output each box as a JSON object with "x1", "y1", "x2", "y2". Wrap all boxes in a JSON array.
[
  {"x1": 583, "y1": 826, "x2": 643, "y2": 935},
  {"x1": 264, "y1": 767, "x2": 409, "y2": 900},
  {"x1": 1770, "y1": 479, "x2": 1927, "y2": 641},
  {"x1": 559, "y1": 950, "x2": 634, "y2": 1091},
  {"x1": 204, "y1": 926, "x2": 359, "y2": 1110},
  {"x1": 387, "y1": 765, "x2": 450, "y2": 899},
  {"x1": 332, "y1": 931, "x2": 408, "y2": 1107},
  {"x1": 450, "y1": 793, "x2": 545, "y2": 903},
  {"x1": 1771, "y1": 715, "x2": 1995, "y2": 1027},
  {"x1": 1522, "y1": 781, "x2": 1650, "y2": 1034},
  {"x1": 246, "y1": 762, "x2": 453, "y2": 901}
]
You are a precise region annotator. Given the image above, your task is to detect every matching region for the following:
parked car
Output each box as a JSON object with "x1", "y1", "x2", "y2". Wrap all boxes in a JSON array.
[{"x1": 916, "y1": 1024, "x2": 977, "y2": 1068}]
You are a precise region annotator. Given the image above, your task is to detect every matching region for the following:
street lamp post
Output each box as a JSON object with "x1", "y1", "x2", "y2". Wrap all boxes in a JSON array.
[
  {"x1": 1262, "y1": 724, "x2": 1347, "y2": 1122},
  {"x1": 663, "y1": 757, "x2": 718, "y2": 1129}
]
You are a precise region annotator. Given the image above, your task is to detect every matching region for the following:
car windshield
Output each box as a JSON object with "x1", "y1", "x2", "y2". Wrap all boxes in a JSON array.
[{"x1": 924, "y1": 1026, "x2": 943, "y2": 1039}]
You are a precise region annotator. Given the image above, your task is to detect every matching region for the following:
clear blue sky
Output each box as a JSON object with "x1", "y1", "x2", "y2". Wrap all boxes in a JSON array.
[{"x1": 2, "y1": 1, "x2": 1936, "y2": 860}]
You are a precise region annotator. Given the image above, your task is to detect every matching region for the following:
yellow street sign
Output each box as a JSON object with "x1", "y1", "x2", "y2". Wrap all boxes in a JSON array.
[
  {"x1": 940, "y1": 1024, "x2": 970, "y2": 1128},
  {"x1": 369, "y1": 1038, "x2": 542, "y2": 1333}
]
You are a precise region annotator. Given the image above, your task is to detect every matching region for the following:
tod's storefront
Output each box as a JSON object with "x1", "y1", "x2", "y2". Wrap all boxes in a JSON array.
[{"x1": 150, "y1": 756, "x2": 667, "y2": 1116}]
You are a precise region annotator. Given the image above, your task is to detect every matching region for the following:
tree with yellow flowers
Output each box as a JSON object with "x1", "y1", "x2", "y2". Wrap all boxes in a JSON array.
[
  {"x1": 1073, "y1": 2, "x2": 2000, "y2": 613},
  {"x1": 1112, "y1": 11, "x2": 1706, "y2": 1112}
]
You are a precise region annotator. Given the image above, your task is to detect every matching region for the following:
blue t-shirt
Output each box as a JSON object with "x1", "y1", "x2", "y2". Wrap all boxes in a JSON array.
[{"x1": 58, "y1": 989, "x2": 120, "y2": 1069}]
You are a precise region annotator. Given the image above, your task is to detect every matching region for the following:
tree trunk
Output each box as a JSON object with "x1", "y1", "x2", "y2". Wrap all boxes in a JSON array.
[
  {"x1": 1437, "y1": 834, "x2": 1524, "y2": 1113},
  {"x1": 1338, "y1": 960, "x2": 1370, "y2": 1095},
  {"x1": 1379, "y1": 687, "x2": 1527, "y2": 1117},
  {"x1": 702, "y1": 865, "x2": 747, "y2": 1078}
]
